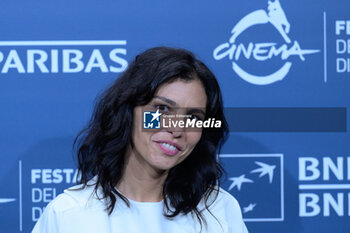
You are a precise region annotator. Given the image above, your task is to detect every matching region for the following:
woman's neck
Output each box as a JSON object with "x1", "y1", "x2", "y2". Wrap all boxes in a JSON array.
[{"x1": 117, "y1": 147, "x2": 168, "y2": 202}]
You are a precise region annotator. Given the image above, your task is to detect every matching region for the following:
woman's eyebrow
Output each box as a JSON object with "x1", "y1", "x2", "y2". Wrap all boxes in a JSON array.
[{"x1": 154, "y1": 96, "x2": 177, "y2": 106}]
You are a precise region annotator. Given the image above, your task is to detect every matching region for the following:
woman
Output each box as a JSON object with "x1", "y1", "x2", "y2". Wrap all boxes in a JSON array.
[{"x1": 32, "y1": 47, "x2": 248, "y2": 233}]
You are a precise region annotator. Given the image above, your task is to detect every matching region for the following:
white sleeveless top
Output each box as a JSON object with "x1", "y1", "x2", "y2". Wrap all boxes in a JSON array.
[{"x1": 32, "y1": 182, "x2": 248, "y2": 233}]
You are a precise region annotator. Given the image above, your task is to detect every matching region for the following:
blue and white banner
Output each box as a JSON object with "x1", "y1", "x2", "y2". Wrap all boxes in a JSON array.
[{"x1": 0, "y1": 0, "x2": 349, "y2": 232}]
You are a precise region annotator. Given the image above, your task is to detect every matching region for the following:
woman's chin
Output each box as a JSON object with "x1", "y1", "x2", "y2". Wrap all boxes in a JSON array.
[{"x1": 149, "y1": 156, "x2": 180, "y2": 172}]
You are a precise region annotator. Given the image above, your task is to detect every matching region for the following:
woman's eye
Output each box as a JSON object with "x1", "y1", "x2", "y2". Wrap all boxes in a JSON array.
[
  {"x1": 155, "y1": 104, "x2": 169, "y2": 112},
  {"x1": 188, "y1": 114, "x2": 200, "y2": 121}
]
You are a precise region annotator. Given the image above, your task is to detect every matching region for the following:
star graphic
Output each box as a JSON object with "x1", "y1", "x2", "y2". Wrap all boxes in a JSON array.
[
  {"x1": 228, "y1": 174, "x2": 253, "y2": 191},
  {"x1": 150, "y1": 110, "x2": 161, "y2": 122},
  {"x1": 243, "y1": 203, "x2": 256, "y2": 213},
  {"x1": 250, "y1": 161, "x2": 276, "y2": 183},
  {"x1": 0, "y1": 198, "x2": 16, "y2": 203}
]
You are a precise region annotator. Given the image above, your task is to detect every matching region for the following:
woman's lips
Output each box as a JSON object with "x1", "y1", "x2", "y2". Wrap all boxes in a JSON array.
[{"x1": 156, "y1": 142, "x2": 181, "y2": 156}]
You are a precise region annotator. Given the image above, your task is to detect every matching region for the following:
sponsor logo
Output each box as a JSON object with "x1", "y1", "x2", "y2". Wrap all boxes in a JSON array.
[
  {"x1": 221, "y1": 154, "x2": 284, "y2": 221},
  {"x1": 298, "y1": 156, "x2": 350, "y2": 217},
  {"x1": 213, "y1": 0, "x2": 319, "y2": 85},
  {"x1": 0, "y1": 40, "x2": 128, "y2": 74}
]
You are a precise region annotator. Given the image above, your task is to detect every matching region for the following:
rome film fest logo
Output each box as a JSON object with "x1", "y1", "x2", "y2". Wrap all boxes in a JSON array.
[{"x1": 213, "y1": 0, "x2": 320, "y2": 85}]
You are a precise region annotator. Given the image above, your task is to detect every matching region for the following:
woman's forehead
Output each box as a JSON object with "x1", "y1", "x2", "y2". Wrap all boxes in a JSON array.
[{"x1": 154, "y1": 79, "x2": 207, "y2": 108}]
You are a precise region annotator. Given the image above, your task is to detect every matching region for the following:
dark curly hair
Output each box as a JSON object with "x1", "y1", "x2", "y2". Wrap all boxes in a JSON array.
[{"x1": 75, "y1": 47, "x2": 228, "y2": 227}]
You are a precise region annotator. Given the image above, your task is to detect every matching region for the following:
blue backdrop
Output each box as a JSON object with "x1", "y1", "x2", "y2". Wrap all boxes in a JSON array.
[{"x1": 0, "y1": 0, "x2": 349, "y2": 232}]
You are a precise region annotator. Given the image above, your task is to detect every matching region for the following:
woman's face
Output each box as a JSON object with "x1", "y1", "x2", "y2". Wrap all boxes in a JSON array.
[{"x1": 130, "y1": 79, "x2": 207, "y2": 172}]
